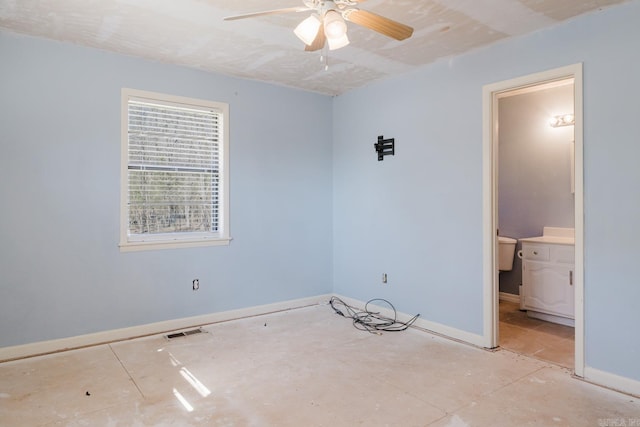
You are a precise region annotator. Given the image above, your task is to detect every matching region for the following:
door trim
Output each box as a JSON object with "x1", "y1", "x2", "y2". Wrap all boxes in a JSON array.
[{"x1": 481, "y1": 63, "x2": 584, "y2": 377}]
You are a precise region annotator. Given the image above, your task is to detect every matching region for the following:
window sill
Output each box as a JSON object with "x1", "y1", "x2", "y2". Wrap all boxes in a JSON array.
[{"x1": 119, "y1": 237, "x2": 231, "y2": 252}]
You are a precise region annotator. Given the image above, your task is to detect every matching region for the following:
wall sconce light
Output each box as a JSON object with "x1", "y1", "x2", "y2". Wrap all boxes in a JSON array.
[{"x1": 549, "y1": 114, "x2": 575, "y2": 127}]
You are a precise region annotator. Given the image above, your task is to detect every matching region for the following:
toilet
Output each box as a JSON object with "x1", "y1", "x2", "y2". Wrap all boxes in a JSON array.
[{"x1": 498, "y1": 236, "x2": 517, "y2": 271}]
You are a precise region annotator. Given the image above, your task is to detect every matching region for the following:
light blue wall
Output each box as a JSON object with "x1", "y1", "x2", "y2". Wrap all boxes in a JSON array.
[
  {"x1": 333, "y1": 1, "x2": 640, "y2": 381},
  {"x1": 0, "y1": 31, "x2": 333, "y2": 347},
  {"x1": 498, "y1": 85, "x2": 575, "y2": 295}
]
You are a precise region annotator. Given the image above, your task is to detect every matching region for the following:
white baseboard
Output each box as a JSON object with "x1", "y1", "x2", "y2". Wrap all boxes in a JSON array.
[
  {"x1": 583, "y1": 366, "x2": 640, "y2": 398},
  {"x1": 499, "y1": 292, "x2": 520, "y2": 304},
  {"x1": 0, "y1": 294, "x2": 332, "y2": 362},
  {"x1": 333, "y1": 295, "x2": 487, "y2": 347}
]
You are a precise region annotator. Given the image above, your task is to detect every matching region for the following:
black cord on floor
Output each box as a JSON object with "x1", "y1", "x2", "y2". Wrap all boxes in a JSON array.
[{"x1": 329, "y1": 296, "x2": 420, "y2": 334}]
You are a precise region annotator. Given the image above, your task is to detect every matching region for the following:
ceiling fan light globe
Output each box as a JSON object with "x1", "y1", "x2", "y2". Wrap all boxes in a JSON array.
[
  {"x1": 294, "y1": 15, "x2": 321, "y2": 45},
  {"x1": 324, "y1": 10, "x2": 347, "y2": 39},
  {"x1": 327, "y1": 33, "x2": 349, "y2": 50}
]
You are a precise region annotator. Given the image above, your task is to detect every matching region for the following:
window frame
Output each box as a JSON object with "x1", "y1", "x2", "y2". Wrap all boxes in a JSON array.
[{"x1": 120, "y1": 88, "x2": 230, "y2": 252}]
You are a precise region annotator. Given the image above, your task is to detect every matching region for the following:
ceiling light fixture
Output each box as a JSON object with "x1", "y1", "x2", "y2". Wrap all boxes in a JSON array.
[
  {"x1": 324, "y1": 10, "x2": 346, "y2": 38},
  {"x1": 226, "y1": 1, "x2": 414, "y2": 54},
  {"x1": 324, "y1": 10, "x2": 349, "y2": 50},
  {"x1": 294, "y1": 14, "x2": 322, "y2": 46},
  {"x1": 549, "y1": 113, "x2": 575, "y2": 127}
]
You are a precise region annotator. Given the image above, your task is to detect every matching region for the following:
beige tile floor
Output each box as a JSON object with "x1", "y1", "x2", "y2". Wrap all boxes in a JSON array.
[
  {"x1": 1, "y1": 303, "x2": 638, "y2": 426},
  {"x1": 499, "y1": 300, "x2": 575, "y2": 369}
]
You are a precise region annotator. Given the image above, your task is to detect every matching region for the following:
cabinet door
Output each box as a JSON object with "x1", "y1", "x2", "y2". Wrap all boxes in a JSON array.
[{"x1": 523, "y1": 261, "x2": 574, "y2": 318}]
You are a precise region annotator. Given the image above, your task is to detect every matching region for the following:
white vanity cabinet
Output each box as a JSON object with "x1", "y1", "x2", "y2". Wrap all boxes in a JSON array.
[{"x1": 521, "y1": 240, "x2": 575, "y2": 324}]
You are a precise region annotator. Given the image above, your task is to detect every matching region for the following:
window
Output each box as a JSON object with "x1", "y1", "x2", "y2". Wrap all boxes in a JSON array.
[{"x1": 120, "y1": 89, "x2": 230, "y2": 251}]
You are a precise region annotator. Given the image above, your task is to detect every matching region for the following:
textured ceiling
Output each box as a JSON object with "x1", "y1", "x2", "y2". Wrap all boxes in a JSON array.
[{"x1": 0, "y1": 0, "x2": 630, "y2": 95}]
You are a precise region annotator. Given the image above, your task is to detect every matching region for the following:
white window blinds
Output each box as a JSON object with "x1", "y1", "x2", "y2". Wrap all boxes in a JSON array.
[{"x1": 127, "y1": 99, "x2": 221, "y2": 236}]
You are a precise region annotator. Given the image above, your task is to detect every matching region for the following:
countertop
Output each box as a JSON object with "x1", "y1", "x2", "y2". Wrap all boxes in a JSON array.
[
  {"x1": 519, "y1": 227, "x2": 575, "y2": 245},
  {"x1": 519, "y1": 235, "x2": 575, "y2": 245}
]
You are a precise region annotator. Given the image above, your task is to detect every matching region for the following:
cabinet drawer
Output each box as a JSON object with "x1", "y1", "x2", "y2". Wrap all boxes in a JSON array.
[
  {"x1": 522, "y1": 245, "x2": 550, "y2": 261},
  {"x1": 552, "y1": 245, "x2": 575, "y2": 264}
]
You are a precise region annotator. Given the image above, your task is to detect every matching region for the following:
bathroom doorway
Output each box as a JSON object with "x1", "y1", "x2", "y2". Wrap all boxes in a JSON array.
[
  {"x1": 482, "y1": 64, "x2": 584, "y2": 376},
  {"x1": 498, "y1": 79, "x2": 575, "y2": 368}
]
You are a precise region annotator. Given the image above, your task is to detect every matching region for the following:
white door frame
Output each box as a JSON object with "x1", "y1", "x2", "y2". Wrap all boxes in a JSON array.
[{"x1": 481, "y1": 63, "x2": 584, "y2": 377}]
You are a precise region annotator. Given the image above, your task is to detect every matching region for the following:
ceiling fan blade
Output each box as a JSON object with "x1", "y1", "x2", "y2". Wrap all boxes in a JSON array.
[
  {"x1": 224, "y1": 7, "x2": 310, "y2": 21},
  {"x1": 343, "y1": 9, "x2": 413, "y2": 41},
  {"x1": 305, "y1": 24, "x2": 326, "y2": 52}
]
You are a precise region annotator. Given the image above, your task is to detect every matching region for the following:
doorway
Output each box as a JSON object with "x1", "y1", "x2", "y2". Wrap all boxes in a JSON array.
[{"x1": 481, "y1": 64, "x2": 584, "y2": 377}]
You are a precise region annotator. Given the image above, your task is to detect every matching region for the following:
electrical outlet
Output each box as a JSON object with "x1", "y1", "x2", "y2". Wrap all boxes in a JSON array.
[
  {"x1": 382, "y1": 273, "x2": 387, "y2": 284},
  {"x1": 192, "y1": 279, "x2": 199, "y2": 291}
]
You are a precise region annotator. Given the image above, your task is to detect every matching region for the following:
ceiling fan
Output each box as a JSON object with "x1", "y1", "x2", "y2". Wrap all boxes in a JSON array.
[{"x1": 224, "y1": 0, "x2": 414, "y2": 51}]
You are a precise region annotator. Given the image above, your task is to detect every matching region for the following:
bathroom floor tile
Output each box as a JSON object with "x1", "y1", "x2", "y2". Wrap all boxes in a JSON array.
[
  {"x1": 499, "y1": 300, "x2": 575, "y2": 368},
  {"x1": 535, "y1": 318, "x2": 575, "y2": 339}
]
